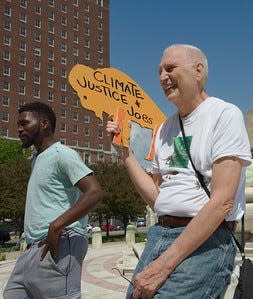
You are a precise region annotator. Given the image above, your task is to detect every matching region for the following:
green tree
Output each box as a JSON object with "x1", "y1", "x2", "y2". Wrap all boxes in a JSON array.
[
  {"x1": 0, "y1": 137, "x2": 31, "y2": 164},
  {"x1": 0, "y1": 137, "x2": 31, "y2": 233},
  {"x1": 91, "y1": 161, "x2": 146, "y2": 234}
]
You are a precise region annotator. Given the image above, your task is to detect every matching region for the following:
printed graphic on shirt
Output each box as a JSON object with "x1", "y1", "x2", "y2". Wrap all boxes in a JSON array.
[{"x1": 169, "y1": 136, "x2": 192, "y2": 168}]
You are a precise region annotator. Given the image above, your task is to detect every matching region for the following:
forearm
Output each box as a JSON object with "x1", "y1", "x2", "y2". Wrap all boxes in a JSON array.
[
  {"x1": 161, "y1": 197, "x2": 231, "y2": 272},
  {"x1": 50, "y1": 189, "x2": 102, "y2": 231}
]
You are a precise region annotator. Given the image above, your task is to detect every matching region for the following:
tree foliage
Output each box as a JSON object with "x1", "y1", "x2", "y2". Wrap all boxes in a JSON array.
[
  {"x1": 0, "y1": 137, "x2": 29, "y2": 164},
  {"x1": 91, "y1": 161, "x2": 147, "y2": 233}
]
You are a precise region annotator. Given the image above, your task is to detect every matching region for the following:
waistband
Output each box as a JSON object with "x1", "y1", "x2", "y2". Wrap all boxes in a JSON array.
[{"x1": 158, "y1": 215, "x2": 236, "y2": 231}]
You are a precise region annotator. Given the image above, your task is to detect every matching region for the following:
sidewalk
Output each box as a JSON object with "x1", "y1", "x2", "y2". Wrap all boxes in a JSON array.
[{"x1": 0, "y1": 242, "x2": 135, "y2": 299}]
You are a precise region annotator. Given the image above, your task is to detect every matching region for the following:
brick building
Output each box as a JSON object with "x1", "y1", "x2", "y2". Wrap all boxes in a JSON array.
[{"x1": 0, "y1": 0, "x2": 113, "y2": 163}]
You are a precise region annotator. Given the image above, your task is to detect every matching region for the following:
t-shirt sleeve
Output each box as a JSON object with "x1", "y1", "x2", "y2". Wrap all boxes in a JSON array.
[
  {"x1": 59, "y1": 148, "x2": 93, "y2": 186},
  {"x1": 211, "y1": 105, "x2": 251, "y2": 166}
]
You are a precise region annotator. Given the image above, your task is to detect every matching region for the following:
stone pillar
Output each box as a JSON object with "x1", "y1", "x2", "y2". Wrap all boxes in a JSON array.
[
  {"x1": 126, "y1": 224, "x2": 136, "y2": 245},
  {"x1": 92, "y1": 226, "x2": 102, "y2": 249},
  {"x1": 145, "y1": 205, "x2": 158, "y2": 229}
]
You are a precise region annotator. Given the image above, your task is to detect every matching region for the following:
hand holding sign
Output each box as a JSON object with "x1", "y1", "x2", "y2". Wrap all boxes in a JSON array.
[{"x1": 68, "y1": 65, "x2": 167, "y2": 160}]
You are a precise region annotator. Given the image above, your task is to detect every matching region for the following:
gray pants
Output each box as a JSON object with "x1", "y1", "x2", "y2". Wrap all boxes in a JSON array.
[{"x1": 4, "y1": 230, "x2": 88, "y2": 299}]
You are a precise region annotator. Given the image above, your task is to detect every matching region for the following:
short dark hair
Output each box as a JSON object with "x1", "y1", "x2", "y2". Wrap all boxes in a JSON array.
[{"x1": 19, "y1": 102, "x2": 56, "y2": 133}]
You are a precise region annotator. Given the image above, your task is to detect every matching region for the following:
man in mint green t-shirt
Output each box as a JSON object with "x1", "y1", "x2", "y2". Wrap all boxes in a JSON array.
[{"x1": 4, "y1": 102, "x2": 103, "y2": 299}]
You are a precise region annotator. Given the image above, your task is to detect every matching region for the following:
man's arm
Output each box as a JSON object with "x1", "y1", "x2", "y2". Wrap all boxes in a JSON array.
[
  {"x1": 40, "y1": 175, "x2": 103, "y2": 260},
  {"x1": 106, "y1": 120, "x2": 160, "y2": 209},
  {"x1": 132, "y1": 156, "x2": 242, "y2": 299}
]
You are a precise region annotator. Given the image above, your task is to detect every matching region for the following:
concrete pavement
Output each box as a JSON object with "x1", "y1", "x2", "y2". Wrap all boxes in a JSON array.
[{"x1": 0, "y1": 242, "x2": 136, "y2": 299}]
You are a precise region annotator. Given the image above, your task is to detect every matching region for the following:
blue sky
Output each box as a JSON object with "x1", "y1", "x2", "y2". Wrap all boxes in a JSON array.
[{"x1": 109, "y1": 0, "x2": 253, "y2": 167}]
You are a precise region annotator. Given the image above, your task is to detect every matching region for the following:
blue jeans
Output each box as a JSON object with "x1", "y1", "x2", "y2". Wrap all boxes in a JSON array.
[{"x1": 126, "y1": 224, "x2": 236, "y2": 299}]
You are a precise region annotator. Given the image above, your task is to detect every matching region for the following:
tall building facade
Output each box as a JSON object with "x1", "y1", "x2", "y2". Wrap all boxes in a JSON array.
[{"x1": 0, "y1": 0, "x2": 112, "y2": 164}]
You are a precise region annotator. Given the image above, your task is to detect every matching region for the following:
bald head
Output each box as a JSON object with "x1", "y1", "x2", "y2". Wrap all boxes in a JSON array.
[{"x1": 164, "y1": 44, "x2": 208, "y2": 86}]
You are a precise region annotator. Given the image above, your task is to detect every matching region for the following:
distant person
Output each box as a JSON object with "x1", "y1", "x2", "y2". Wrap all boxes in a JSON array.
[
  {"x1": 4, "y1": 102, "x2": 103, "y2": 299},
  {"x1": 106, "y1": 44, "x2": 252, "y2": 298}
]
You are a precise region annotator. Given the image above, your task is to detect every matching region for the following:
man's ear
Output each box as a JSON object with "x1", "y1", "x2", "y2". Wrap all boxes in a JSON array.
[
  {"x1": 41, "y1": 119, "x2": 49, "y2": 130},
  {"x1": 195, "y1": 62, "x2": 205, "y2": 81}
]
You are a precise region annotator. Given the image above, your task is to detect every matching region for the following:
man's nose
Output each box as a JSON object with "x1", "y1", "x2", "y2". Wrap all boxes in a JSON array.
[{"x1": 160, "y1": 70, "x2": 170, "y2": 83}]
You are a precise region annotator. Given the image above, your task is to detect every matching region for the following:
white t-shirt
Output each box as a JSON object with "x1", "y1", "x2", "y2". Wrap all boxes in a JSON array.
[{"x1": 153, "y1": 97, "x2": 252, "y2": 221}]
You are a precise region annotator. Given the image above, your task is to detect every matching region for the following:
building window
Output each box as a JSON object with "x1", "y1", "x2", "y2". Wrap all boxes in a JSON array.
[
  {"x1": 19, "y1": 56, "x2": 26, "y2": 65},
  {"x1": 48, "y1": 11, "x2": 54, "y2": 20},
  {"x1": 2, "y1": 96, "x2": 9, "y2": 106},
  {"x1": 98, "y1": 130, "x2": 103, "y2": 138},
  {"x1": 72, "y1": 139, "x2": 78, "y2": 146},
  {"x1": 20, "y1": 0, "x2": 27, "y2": 8},
  {"x1": 84, "y1": 127, "x2": 90, "y2": 136},
  {"x1": 61, "y1": 109, "x2": 66, "y2": 118},
  {"x1": 4, "y1": 6, "x2": 11, "y2": 17},
  {"x1": 61, "y1": 43, "x2": 67, "y2": 52},
  {"x1": 4, "y1": 35, "x2": 11, "y2": 46},
  {"x1": 73, "y1": 10, "x2": 78, "y2": 18},
  {"x1": 61, "y1": 30, "x2": 67, "y2": 39},
  {"x1": 98, "y1": 33, "x2": 103, "y2": 41},
  {"x1": 3, "y1": 81, "x2": 10, "y2": 91},
  {"x1": 19, "y1": 85, "x2": 25, "y2": 95},
  {"x1": 3, "y1": 51, "x2": 10, "y2": 61},
  {"x1": 48, "y1": 65, "x2": 54, "y2": 74},
  {"x1": 98, "y1": 143, "x2": 103, "y2": 150},
  {"x1": 19, "y1": 41, "x2": 26, "y2": 51},
  {"x1": 48, "y1": 51, "x2": 54, "y2": 60},
  {"x1": 73, "y1": 0, "x2": 78, "y2": 6},
  {"x1": 20, "y1": 27, "x2": 27, "y2": 36},
  {"x1": 35, "y1": 4, "x2": 41, "y2": 14},
  {"x1": 73, "y1": 48, "x2": 78, "y2": 56},
  {"x1": 84, "y1": 16, "x2": 89, "y2": 24},
  {"x1": 61, "y1": 95, "x2": 66, "y2": 104},
  {"x1": 34, "y1": 60, "x2": 40, "y2": 69},
  {"x1": 98, "y1": 22, "x2": 103, "y2": 30},
  {"x1": 73, "y1": 124, "x2": 78, "y2": 133},
  {"x1": 61, "y1": 57, "x2": 67, "y2": 64},
  {"x1": 85, "y1": 52, "x2": 90, "y2": 61},
  {"x1": 84, "y1": 141, "x2": 89, "y2": 148},
  {"x1": 73, "y1": 111, "x2": 78, "y2": 120},
  {"x1": 20, "y1": 13, "x2": 27, "y2": 23},
  {"x1": 33, "y1": 89, "x2": 40, "y2": 98},
  {"x1": 84, "y1": 4, "x2": 89, "y2": 12},
  {"x1": 61, "y1": 123, "x2": 66, "y2": 132},
  {"x1": 34, "y1": 47, "x2": 41, "y2": 56},
  {"x1": 61, "y1": 17, "x2": 67, "y2": 26},
  {"x1": 4, "y1": 20, "x2": 11, "y2": 30},
  {"x1": 1, "y1": 128, "x2": 8, "y2": 137},
  {"x1": 61, "y1": 3, "x2": 67, "y2": 12},
  {"x1": 61, "y1": 69, "x2": 67, "y2": 78},
  {"x1": 48, "y1": 92, "x2": 54, "y2": 101},
  {"x1": 73, "y1": 98, "x2": 78, "y2": 107},
  {"x1": 48, "y1": 38, "x2": 54, "y2": 47},
  {"x1": 85, "y1": 40, "x2": 90, "y2": 48},
  {"x1": 98, "y1": 10, "x2": 103, "y2": 18},
  {"x1": 3, "y1": 66, "x2": 10, "y2": 76},
  {"x1": 98, "y1": 45, "x2": 103, "y2": 53},
  {"x1": 35, "y1": 19, "x2": 41, "y2": 28},
  {"x1": 35, "y1": 32, "x2": 41, "y2": 42},
  {"x1": 96, "y1": 0, "x2": 103, "y2": 6},
  {"x1": 84, "y1": 115, "x2": 90, "y2": 123},
  {"x1": 34, "y1": 74, "x2": 40, "y2": 84},
  {"x1": 48, "y1": 79, "x2": 54, "y2": 88},
  {"x1": 48, "y1": 24, "x2": 54, "y2": 33},
  {"x1": 98, "y1": 57, "x2": 103, "y2": 65},
  {"x1": 73, "y1": 34, "x2": 78, "y2": 43},
  {"x1": 73, "y1": 23, "x2": 79, "y2": 31},
  {"x1": 19, "y1": 70, "x2": 26, "y2": 80},
  {"x1": 48, "y1": 0, "x2": 55, "y2": 7},
  {"x1": 61, "y1": 82, "x2": 67, "y2": 91},
  {"x1": 84, "y1": 27, "x2": 90, "y2": 36},
  {"x1": 84, "y1": 153, "x2": 90, "y2": 164}
]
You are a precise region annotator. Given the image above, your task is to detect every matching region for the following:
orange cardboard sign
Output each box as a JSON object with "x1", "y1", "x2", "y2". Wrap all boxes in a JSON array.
[{"x1": 68, "y1": 65, "x2": 167, "y2": 160}]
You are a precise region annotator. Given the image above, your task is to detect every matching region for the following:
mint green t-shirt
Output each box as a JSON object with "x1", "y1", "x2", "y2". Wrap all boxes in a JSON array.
[{"x1": 24, "y1": 142, "x2": 93, "y2": 244}]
